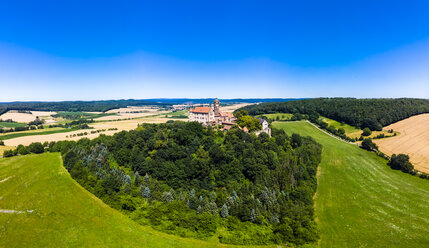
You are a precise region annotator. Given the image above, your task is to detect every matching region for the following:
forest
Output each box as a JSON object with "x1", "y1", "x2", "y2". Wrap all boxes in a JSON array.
[
  {"x1": 239, "y1": 98, "x2": 429, "y2": 130},
  {"x1": 0, "y1": 99, "x2": 168, "y2": 115},
  {"x1": 4, "y1": 122, "x2": 322, "y2": 246}
]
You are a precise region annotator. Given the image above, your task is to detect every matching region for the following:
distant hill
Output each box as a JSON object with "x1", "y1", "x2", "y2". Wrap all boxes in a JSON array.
[
  {"x1": 0, "y1": 99, "x2": 168, "y2": 115},
  {"x1": 148, "y1": 98, "x2": 305, "y2": 105}
]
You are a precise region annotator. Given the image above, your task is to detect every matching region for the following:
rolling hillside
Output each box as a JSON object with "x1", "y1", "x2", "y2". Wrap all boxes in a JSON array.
[
  {"x1": 0, "y1": 153, "x2": 275, "y2": 248},
  {"x1": 274, "y1": 121, "x2": 429, "y2": 247}
]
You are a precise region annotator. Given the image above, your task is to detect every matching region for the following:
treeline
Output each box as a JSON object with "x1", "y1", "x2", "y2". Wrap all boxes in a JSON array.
[
  {"x1": 239, "y1": 98, "x2": 429, "y2": 131},
  {"x1": 0, "y1": 99, "x2": 169, "y2": 115},
  {"x1": 16, "y1": 122, "x2": 321, "y2": 245}
]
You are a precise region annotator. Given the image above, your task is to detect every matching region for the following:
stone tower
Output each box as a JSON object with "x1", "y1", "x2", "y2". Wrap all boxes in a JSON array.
[{"x1": 213, "y1": 98, "x2": 220, "y2": 115}]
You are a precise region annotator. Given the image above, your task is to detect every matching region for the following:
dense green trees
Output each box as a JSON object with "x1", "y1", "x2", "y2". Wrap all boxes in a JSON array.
[
  {"x1": 235, "y1": 115, "x2": 262, "y2": 132},
  {"x1": 239, "y1": 98, "x2": 429, "y2": 130},
  {"x1": 360, "y1": 138, "x2": 378, "y2": 151},
  {"x1": 362, "y1": 128, "x2": 372, "y2": 136},
  {"x1": 389, "y1": 154, "x2": 414, "y2": 173},
  {"x1": 0, "y1": 99, "x2": 167, "y2": 115},
  {"x1": 47, "y1": 121, "x2": 322, "y2": 245}
]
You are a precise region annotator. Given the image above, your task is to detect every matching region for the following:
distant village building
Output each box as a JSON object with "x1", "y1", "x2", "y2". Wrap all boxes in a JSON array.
[
  {"x1": 254, "y1": 118, "x2": 271, "y2": 136},
  {"x1": 189, "y1": 99, "x2": 236, "y2": 126}
]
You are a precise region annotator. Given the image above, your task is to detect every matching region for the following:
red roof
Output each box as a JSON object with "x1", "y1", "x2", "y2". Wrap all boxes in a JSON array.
[{"x1": 190, "y1": 107, "x2": 212, "y2": 113}]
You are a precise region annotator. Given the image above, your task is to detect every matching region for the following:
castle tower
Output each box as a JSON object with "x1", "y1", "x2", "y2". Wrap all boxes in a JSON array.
[{"x1": 213, "y1": 98, "x2": 220, "y2": 115}]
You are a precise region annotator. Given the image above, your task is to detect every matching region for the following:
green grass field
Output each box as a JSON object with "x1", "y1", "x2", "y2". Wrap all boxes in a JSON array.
[
  {"x1": 0, "y1": 153, "x2": 278, "y2": 248},
  {"x1": 0, "y1": 122, "x2": 27, "y2": 129},
  {"x1": 53, "y1": 111, "x2": 115, "y2": 120},
  {"x1": 0, "y1": 127, "x2": 77, "y2": 140},
  {"x1": 257, "y1": 113, "x2": 293, "y2": 121},
  {"x1": 318, "y1": 116, "x2": 360, "y2": 135},
  {"x1": 273, "y1": 121, "x2": 429, "y2": 247},
  {"x1": 164, "y1": 110, "x2": 189, "y2": 119}
]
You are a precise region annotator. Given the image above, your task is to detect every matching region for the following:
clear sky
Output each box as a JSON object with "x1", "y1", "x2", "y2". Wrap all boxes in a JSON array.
[{"x1": 0, "y1": 0, "x2": 428, "y2": 101}]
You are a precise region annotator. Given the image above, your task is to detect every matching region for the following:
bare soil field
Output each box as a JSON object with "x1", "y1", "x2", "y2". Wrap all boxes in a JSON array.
[
  {"x1": 3, "y1": 116, "x2": 185, "y2": 146},
  {"x1": 374, "y1": 113, "x2": 429, "y2": 173},
  {"x1": 0, "y1": 110, "x2": 57, "y2": 123}
]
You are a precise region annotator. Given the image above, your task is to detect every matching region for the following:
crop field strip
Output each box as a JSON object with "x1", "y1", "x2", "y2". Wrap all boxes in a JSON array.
[
  {"x1": 0, "y1": 122, "x2": 27, "y2": 128},
  {"x1": 0, "y1": 127, "x2": 77, "y2": 140},
  {"x1": 274, "y1": 121, "x2": 429, "y2": 248}
]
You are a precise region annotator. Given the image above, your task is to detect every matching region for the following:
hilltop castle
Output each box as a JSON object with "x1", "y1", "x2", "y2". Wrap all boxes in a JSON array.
[{"x1": 189, "y1": 98, "x2": 236, "y2": 126}]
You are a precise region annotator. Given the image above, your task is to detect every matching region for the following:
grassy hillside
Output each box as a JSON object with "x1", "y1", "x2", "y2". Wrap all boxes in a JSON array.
[
  {"x1": 0, "y1": 153, "x2": 277, "y2": 248},
  {"x1": 273, "y1": 121, "x2": 429, "y2": 247}
]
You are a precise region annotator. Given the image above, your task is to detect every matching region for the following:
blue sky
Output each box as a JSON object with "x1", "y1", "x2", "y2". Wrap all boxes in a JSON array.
[{"x1": 0, "y1": 0, "x2": 428, "y2": 101}]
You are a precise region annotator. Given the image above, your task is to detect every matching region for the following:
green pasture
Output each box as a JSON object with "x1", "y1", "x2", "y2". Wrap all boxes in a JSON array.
[
  {"x1": 257, "y1": 113, "x2": 293, "y2": 121},
  {"x1": 164, "y1": 110, "x2": 189, "y2": 119},
  {"x1": 0, "y1": 122, "x2": 27, "y2": 129},
  {"x1": 318, "y1": 116, "x2": 360, "y2": 135},
  {"x1": 0, "y1": 153, "x2": 279, "y2": 248},
  {"x1": 273, "y1": 121, "x2": 429, "y2": 248}
]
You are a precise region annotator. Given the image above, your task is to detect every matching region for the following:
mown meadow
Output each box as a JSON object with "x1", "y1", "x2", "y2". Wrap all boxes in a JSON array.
[
  {"x1": 0, "y1": 153, "x2": 280, "y2": 248},
  {"x1": 274, "y1": 121, "x2": 429, "y2": 247}
]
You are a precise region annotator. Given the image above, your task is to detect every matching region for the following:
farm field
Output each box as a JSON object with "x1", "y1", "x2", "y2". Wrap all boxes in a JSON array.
[
  {"x1": 220, "y1": 103, "x2": 252, "y2": 112},
  {"x1": 0, "y1": 127, "x2": 76, "y2": 142},
  {"x1": 0, "y1": 111, "x2": 57, "y2": 123},
  {"x1": 374, "y1": 113, "x2": 429, "y2": 173},
  {"x1": 0, "y1": 122, "x2": 27, "y2": 128},
  {"x1": 0, "y1": 153, "x2": 276, "y2": 248},
  {"x1": 98, "y1": 106, "x2": 169, "y2": 121},
  {"x1": 273, "y1": 121, "x2": 429, "y2": 248},
  {"x1": 52, "y1": 111, "x2": 115, "y2": 120},
  {"x1": 2, "y1": 116, "x2": 186, "y2": 146}
]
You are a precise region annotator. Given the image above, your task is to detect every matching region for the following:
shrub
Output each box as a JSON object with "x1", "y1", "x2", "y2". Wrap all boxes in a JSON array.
[
  {"x1": 3, "y1": 149, "x2": 15, "y2": 157},
  {"x1": 28, "y1": 142, "x2": 45, "y2": 154},
  {"x1": 389, "y1": 154, "x2": 414, "y2": 173},
  {"x1": 360, "y1": 138, "x2": 378, "y2": 151},
  {"x1": 362, "y1": 128, "x2": 372, "y2": 136},
  {"x1": 18, "y1": 146, "x2": 30, "y2": 155}
]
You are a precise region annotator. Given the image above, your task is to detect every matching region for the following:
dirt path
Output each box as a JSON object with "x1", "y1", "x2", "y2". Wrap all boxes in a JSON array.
[
  {"x1": 0, "y1": 209, "x2": 34, "y2": 214},
  {"x1": 0, "y1": 176, "x2": 12, "y2": 183}
]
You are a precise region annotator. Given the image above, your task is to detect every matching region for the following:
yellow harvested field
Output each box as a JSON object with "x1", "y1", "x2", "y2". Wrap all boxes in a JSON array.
[
  {"x1": 374, "y1": 113, "x2": 429, "y2": 173},
  {"x1": 220, "y1": 103, "x2": 252, "y2": 112},
  {"x1": 3, "y1": 117, "x2": 185, "y2": 146},
  {"x1": 0, "y1": 110, "x2": 56, "y2": 123},
  {"x1": 98, "y1": 107, "x2": 168, "y2": 120}
]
